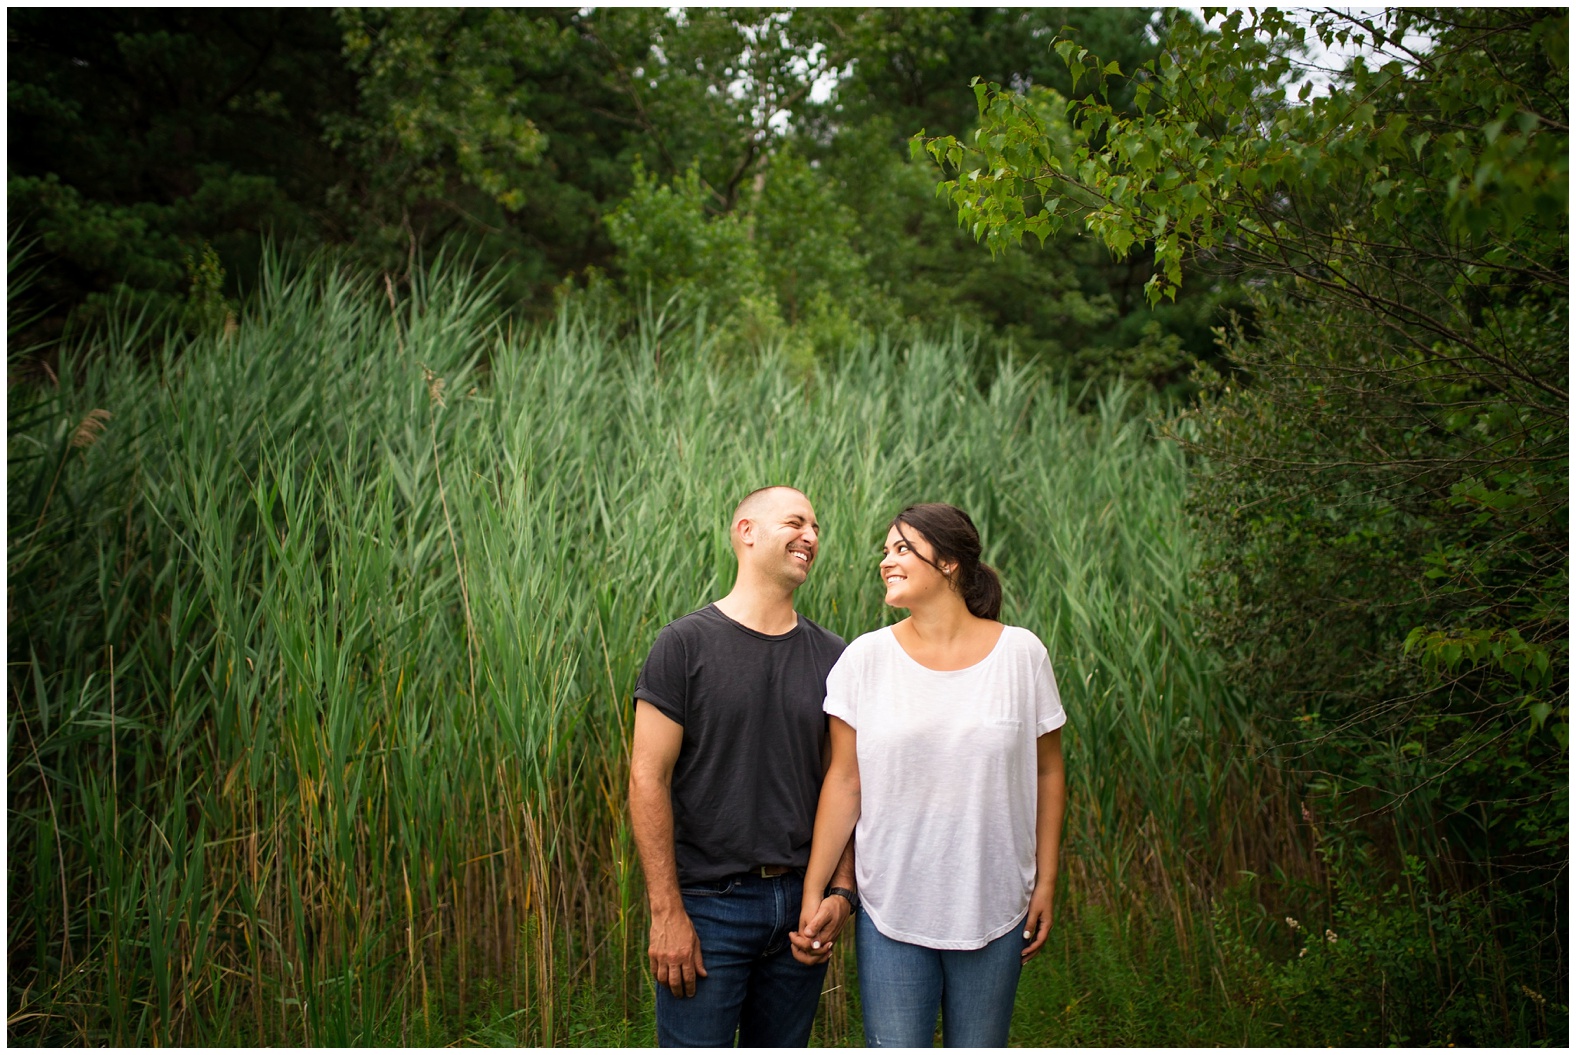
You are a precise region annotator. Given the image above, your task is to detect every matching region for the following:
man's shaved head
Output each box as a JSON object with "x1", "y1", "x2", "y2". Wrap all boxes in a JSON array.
[{"x1": 732, "y1": 485, "x2": 805, "y2": 526}]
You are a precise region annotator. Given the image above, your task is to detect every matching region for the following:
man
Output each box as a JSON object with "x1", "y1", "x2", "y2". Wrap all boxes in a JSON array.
[{"x1": 630, "y1": 485, "x2": 858, "y2": 1047}]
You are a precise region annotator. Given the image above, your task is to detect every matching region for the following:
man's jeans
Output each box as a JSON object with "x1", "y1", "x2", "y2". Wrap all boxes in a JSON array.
[
  {"x1": 854, "y1": 907, "x2": 1025, "y2": 1047},
  {"x1": 655, "y1": 871, "x2": 827, "y2": 1047}
]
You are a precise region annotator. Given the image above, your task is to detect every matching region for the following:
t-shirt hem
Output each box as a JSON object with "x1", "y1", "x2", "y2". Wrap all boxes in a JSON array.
[
  {"x1": 862, "y1": 898, "x2": 1027, "y2": 951},
  {"x1": 678, "y1": 857, "x2": 811, "y2": 886}
]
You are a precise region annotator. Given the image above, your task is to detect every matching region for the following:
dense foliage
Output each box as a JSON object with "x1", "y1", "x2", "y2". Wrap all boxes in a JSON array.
[
  {"x1": 7, "y1": 7, "x2": 1235, "y2": 381},
  {"x1": 918, "y1": 4, "x2": 1567, "y2": 1027},
  {"x1": 8, "y1": 256, "x2": 1240, "y2": 1044},
  {"x1": 8, "y1": 6, "x2": 1566, "y2": 1046},
  {"x1": 8, "y1": 11, "x2": 346, "y2": 330}
]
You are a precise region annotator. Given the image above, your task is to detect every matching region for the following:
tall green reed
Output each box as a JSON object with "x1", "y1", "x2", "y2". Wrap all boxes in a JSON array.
[{"x1": 8, "y1": 254, "x2": 1254, "y2": 1043}]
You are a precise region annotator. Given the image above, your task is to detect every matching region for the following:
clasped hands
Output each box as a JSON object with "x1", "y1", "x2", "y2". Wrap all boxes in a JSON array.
[{"x1": 789, "y1": 892, "x2": 852, "y2": 966}]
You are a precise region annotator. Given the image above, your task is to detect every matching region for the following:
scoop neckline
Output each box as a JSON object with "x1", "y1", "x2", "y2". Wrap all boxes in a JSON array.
[{"x1": 885, "y1": 622, "x2": 1008, "y2": 674}]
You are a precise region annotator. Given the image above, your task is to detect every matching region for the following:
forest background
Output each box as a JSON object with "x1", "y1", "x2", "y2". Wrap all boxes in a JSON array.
[{"x1": 7, "y1": 6, "x2": 1567, "y2": 1047}]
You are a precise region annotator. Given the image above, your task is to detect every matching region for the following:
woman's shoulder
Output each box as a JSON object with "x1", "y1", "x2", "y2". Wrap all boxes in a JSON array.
[
  {"x1": 832, "y1": 625, "x2": 898, "y2": 664},
  {"x1": 845, "y1": 624, "x2": 898, "y2": 653},
  {"x1": 996, "y1": 624, "x2": 1052, "y2": 661}
]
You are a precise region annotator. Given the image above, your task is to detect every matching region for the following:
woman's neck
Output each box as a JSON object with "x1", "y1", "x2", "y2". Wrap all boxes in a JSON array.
[
  {"x1": 900, "y1": 593, "x2": 977, "y2": 643},
  {"x1": 891, "y1": 592, "x2": 1002, "y2": 671}
]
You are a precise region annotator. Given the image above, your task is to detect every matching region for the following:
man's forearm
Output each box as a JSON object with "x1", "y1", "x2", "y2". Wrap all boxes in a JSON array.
[
  {"x1": 629, "y1": 770, "x2": 685, "y2": 915},
  {"x1": 629, "y1": 745, "x2": 709, "y2": 995},
  {"x1": 830, "y1": 832, "x2": 856, "y2": 892}
]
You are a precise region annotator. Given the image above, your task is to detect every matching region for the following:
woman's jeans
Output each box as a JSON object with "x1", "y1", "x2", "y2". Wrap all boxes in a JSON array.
[
  {"x1": 655, "y1": 871, "x2": 827, "y2": 1047},
  {"x1": 855, "y1": 908, "x2": 1025, "y2": 1047}
]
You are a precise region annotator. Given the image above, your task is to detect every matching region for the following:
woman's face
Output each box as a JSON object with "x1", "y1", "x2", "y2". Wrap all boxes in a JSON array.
[{"x1": 879, "y1": 523, "x2": 954, "y2": 609}]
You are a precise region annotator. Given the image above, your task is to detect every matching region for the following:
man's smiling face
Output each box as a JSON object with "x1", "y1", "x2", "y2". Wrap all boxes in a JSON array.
[{"x1": 744, "y1": 489, "x2": 820, "y2": 588}]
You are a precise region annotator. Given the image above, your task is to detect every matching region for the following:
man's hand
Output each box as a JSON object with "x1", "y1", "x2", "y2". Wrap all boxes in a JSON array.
[
  {"x1": 789, "y1": 892, "x2": 851, "y2": 966},
  {"x1": 649, "y1": 906, "x2": 708, "y2": 997},
  {"x1": 1021, "y1": 882, "x2": 1054, "y2": 964}
]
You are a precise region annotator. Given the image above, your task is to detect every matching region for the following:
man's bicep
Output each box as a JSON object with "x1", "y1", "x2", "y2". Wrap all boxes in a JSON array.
[{"x1": 632, "y1": 699, "x2": 685, "y2": 782}]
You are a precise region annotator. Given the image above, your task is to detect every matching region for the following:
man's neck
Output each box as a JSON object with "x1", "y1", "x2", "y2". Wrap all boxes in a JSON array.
[{"x1": 714, "y1": 575, "x2": 799, "y2": 636}]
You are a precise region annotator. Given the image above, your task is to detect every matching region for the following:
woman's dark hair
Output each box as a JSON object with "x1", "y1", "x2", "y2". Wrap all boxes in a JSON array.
[{"x1": 890, "y1": 503, "x2": 1003, "y2": 620}]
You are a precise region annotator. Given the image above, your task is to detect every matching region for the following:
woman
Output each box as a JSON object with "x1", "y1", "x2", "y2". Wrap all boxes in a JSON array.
[{"x1": 798, "y1": 503, "x2": 1066, "y2": 1047}]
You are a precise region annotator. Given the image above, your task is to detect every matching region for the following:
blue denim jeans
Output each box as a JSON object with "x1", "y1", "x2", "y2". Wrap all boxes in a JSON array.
[
  {"x1": 655, "y1": 871, "x2": 828, "y2": 1047},
  {"x1": 854, "y1": 908, "x2": 1025, "y2": 1047}
]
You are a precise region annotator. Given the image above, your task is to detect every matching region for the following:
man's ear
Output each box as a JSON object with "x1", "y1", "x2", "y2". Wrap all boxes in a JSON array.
[{"x1": 734, "y1": 517, "x2": 754, "y2": 548}]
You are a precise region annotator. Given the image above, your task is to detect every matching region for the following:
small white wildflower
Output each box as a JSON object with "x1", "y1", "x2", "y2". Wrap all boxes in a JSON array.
[
  {"x1": 1299, "y1": 947, "x2": 1307, "y2": 958},
  {"x1": 1285, "y1": 916, "x2": 1300, "y2": 930},
  {"x1": 1325, "y1": 929, "x2": 1338, "y2": 943}
]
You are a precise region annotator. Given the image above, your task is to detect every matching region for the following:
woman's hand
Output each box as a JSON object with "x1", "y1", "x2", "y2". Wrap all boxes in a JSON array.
[
  {"x1": 1021, "y1": 881, "x2": 1054, "y2": 963},
  {"x1": 796, "y1": 892, "x2": 824, "y2": 944},
  {"x1": 791, "y1": 890, "x2": 851, "y2": 965}
]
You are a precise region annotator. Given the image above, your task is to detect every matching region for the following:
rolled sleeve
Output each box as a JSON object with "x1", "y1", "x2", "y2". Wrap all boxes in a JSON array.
[
  {"x1": 821, "y1": 651, "x2": 858, "y2": 729},
  {"x1": 1033, "y1": 648, "x2": 1066, "y2": 735},
  {"x1": 634, "y1": 625, "x2": 688, "y2": 726}
]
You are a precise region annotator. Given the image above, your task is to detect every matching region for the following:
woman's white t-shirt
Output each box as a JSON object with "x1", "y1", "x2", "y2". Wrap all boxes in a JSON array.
[{"x1": 823, "y1": 624, "x2": 1065, "y2": 950}]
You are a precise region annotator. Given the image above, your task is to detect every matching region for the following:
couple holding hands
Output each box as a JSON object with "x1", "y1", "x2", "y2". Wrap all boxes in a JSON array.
[{"x1": 630, "y1": 487, "x2": 1067, "y2": 1048}]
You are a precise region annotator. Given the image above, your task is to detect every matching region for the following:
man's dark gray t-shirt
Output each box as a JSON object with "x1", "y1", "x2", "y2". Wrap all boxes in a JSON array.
[{"x1": 634, "y1": 604, "x2": 846, "y2": 885}]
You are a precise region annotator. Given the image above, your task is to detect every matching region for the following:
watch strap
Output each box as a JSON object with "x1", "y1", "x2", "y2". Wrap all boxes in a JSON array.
[{"x1": 824, "y1": 885, "x2": 858, "y2": 910}]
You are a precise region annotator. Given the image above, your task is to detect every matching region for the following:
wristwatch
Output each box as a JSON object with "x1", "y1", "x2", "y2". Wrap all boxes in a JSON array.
[{"x1": 824, "y1": 885, "x2": 858, "y2": 912}]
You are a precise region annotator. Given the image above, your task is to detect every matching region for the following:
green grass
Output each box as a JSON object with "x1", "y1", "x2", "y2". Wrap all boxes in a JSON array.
[{"x1": 8, "y1": 255, "x2": 1556, "y2": 1046}]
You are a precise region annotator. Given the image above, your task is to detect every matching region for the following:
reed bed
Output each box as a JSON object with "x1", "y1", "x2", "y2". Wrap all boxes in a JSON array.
[{"x1": 8, "y1": 257, "x2": 1261, "y2": 1044}]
